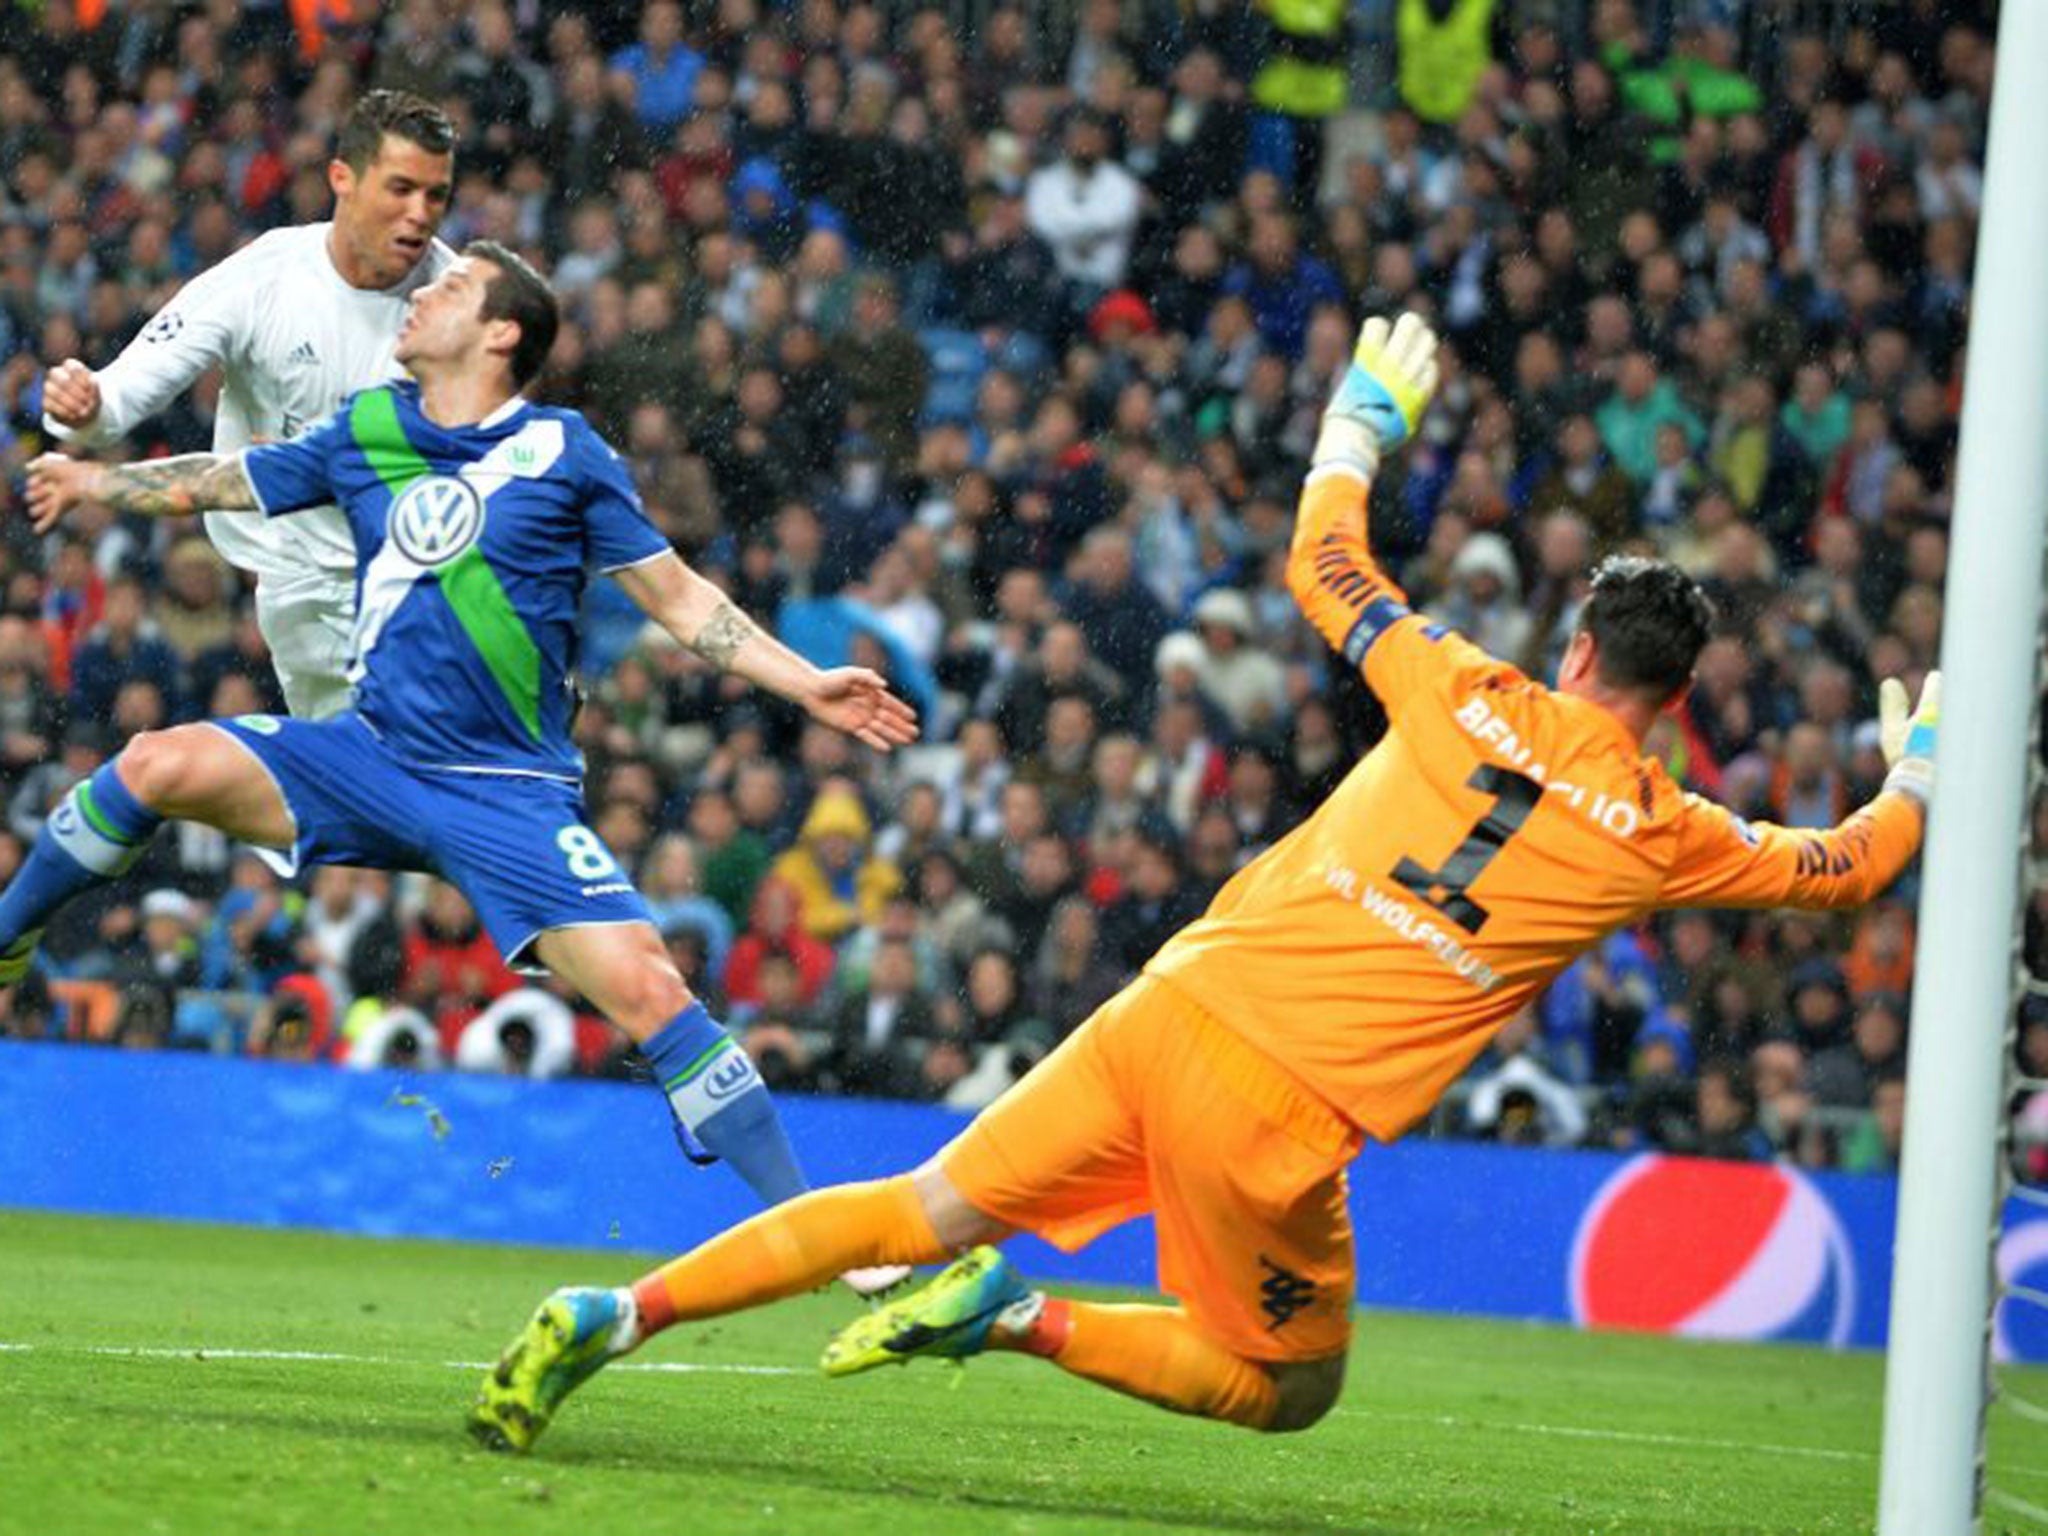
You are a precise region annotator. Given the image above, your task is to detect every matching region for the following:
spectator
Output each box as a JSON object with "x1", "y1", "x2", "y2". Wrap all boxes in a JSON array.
[
  {"x1": 687, "y1": 788, "x2": 772, "y2": 929},
  {"x1": 953, "y1": 945, "x2": 1047, "y2": 1091},
  {"x1": 401, "y1": 882, "x2": 518, "y2": 1052},
  {"x1": 820, "y1": 936, "x2": 946, "y2": 1099},
  {"x1": 940, "y1": 187, "x2": 1061, "y2": 342},
  {"x1": 641, "y1": 833, "x2": 735, "y2": 979},
  {"x1": 827, "y1": 273, "x2": 930, "y2": 476},
  {"x1": 1527, "y1": 415, "x2": 1637, "y2": 554},
  {"x1": 725, "y1": 875, "x2": 836, "y2": 1012},
  {"x1": 1100, "y1": 822, "x2": 1199, "y2": 972},
  {"x1": 1787, "y1": 959, "x2": 1854, "y2": 1058},
  {"x1": 767, "y1": 784, "x2": 902, "y2": 944},
  {"x1": 1812, "y1": 991, "x2": 1909, "y2": 1109},
  {"x1": 734, "y1": 951, "x2": 816, "y2": 1086},
  {"x1": 1427, "y1": 532, "x2": 1531, "y2": 666},
  {"x1": 247, "y1": 975, "x2": 337, "y2": 1064},
  {"x1": 299, "y1": 868, "x2": 384, "y2": 1015},
  {"x1": 69, "y1": 577, "x2": 180, "y2": 724},
  {"x1": 1027, "y1": 892, "x2": 1122, "y2": 1044},
  {"x1": 1688, "y1": 1057, "x2": 1773, "y2": 1162},
  {"x1": 1218, "y1": 211, "x2": 1342, "y2": 360},
  {"x1": 1842, "y1": 1071, "x2": 1908, "y2": 1175},
  {"x1": 609, "y1": 0, "x2": 704, "y2": 136},
  {"x1": 1060, "y1": 525, "x2": 1170, "y2": 686},
  {"x1": 1843, "y1": 901, "x2": 1917, "y2": 999},
  {"x1": 1540, "y1": 930, "x2": 1673, "y2": 1086},
  {"x1": 155, "y1": 539, "x2": 236, "y2": 669},
  {"x1": 1596, "y1": 351, "x2": 1705, "y2": 486},
  {"x1": 1024, "y1": 106, "x2": 1141, "y2": 305},
  {"x1": 1465, "y1": 1004, "x2": 1588, "y2": 1148},
  {"x1": 1750, "y1": 1035, "x2": 1822, "y2": 1162},
  {"x1": 1181, "y1": 587, "x2": 1286, "y2": 737}
]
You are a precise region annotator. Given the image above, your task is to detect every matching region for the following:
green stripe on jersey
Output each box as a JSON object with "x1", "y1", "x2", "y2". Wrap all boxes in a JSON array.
[
  {"x1": 437, "y1": 547, "x2": 543, "y2": 742},
  {"x1": 350, "y1": 389, "x2": 433, "y2": 495}
]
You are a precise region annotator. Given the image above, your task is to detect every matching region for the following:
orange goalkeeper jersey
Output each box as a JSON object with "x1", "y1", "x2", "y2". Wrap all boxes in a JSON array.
[{"x1": 1144, "y1": 466, "x2": 1924, "y2": 1140}]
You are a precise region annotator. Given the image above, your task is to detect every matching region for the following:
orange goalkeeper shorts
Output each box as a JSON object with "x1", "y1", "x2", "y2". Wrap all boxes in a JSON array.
[{"x1": 938, "y1": 973, "x2": 1363, "y2": 1363}]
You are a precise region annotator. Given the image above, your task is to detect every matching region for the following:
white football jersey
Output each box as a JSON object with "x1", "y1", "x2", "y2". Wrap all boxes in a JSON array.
[{"x1": 46, "y1": 223, "x2": 454, "y2": 579}]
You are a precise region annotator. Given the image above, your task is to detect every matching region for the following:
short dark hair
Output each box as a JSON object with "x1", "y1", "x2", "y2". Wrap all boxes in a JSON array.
[
  {"x1": 464, "y1": 240, "x2": 559, "y2": 389},
  {"x1": 1577, "y1": 555, "x2": 1713, "y2": 702},
  {"x1": 336, "y1": 90, "x2": 455, "y2": 172}
]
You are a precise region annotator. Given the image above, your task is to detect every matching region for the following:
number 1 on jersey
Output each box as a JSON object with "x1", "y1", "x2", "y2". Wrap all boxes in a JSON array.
[{"x1": 1391, "y1": 764, "x2": 1542, "y2": 934}]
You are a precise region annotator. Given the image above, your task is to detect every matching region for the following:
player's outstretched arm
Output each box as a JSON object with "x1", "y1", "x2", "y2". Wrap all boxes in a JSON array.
[
  {"x1": 614, "y1": 552, "x2": 920, "y2": 753},
  {"x1": 25, "y1": 451, "x2": 259, "y2": 532},
  {"x1": 43, "y1": 258, "x2": 245, "y2": 447},
  {"x1": 1286, "y1": 313, "x2": 1441, "y2": 668},
  {"x1": 1663, "y1": 672, "x2": 1937, "y2": 912}
]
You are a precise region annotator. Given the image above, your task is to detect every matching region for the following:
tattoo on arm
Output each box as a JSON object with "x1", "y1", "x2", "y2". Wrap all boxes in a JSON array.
[
  {"x1": 689, "y1": 601, "x2": 757, "y2": 672},
  {"x1": 97, "y1": 453, "x2": 257, "y2": 517}
]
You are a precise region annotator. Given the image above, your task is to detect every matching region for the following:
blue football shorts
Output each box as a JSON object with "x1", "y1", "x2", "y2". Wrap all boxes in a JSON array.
[{"x1": 211, "y1": 712, "x2": 650, "y2": 970}]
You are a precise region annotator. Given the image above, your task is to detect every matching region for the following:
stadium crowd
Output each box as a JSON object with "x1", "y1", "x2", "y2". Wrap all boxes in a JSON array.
[{"x1": 0, "y1": 0, "x2": 2013, "y2": 1174}]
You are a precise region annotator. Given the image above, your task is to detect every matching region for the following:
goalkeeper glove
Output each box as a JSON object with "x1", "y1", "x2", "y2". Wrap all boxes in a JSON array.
[
  {"x1": 1314, "y1": 312, "x2": 1441, "y2": 478},
  {"x1": 1878, "y1": 670, "x2": 1940, "y2": 804}
]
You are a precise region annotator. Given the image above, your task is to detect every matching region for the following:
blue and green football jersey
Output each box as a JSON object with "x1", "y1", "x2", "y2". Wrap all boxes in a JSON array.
[{"x1": 243, "y1": 382, "x2": 668, "y2": 779}]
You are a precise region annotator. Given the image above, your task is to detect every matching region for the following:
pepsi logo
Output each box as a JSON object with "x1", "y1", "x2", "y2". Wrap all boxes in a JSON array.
[{"x1": 1568, "y1": 1155, "x2": 1857, "y2": 1346}]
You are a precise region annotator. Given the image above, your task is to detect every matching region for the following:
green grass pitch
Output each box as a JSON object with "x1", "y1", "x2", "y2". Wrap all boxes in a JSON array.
[{"x1": 3, "y1": 1208, "x2": 2045, "y2": 1533}]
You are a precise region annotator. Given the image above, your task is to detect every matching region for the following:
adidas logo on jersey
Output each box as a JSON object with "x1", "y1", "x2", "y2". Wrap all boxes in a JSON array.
[{"x1": 287, "y1": 340, "x2": 319, "y2": 365}]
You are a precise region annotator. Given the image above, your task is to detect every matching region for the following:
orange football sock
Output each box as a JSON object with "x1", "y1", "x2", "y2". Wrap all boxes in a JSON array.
[
  {"x1": 631, "y1": 1176, "x2": 945, "y2": 1334},
  {"x1": 1009, "y1": 1301, "x2": 1279, "y2": 1429}
]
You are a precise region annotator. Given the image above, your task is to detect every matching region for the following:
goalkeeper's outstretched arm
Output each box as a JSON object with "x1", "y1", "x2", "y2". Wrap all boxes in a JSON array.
[
  {"x1": 1660, "y1": 672, "x2": 1937, "y2": 911},
  {"x1": 1287, "y1": 313, "x2": 1439, "y2": 666}
]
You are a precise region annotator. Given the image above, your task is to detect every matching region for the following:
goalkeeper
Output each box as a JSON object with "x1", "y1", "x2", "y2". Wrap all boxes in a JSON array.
[{"x1": 469, "y1": 313, "x2": 1936, "y2": 1452}]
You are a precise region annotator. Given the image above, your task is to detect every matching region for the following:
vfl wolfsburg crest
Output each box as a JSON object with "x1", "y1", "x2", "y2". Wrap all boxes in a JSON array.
[{"x1": 388, "y1": 475, "x2": 486, "y2": 566}]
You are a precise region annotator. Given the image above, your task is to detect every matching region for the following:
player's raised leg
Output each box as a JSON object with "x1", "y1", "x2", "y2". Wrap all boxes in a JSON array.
[
  {"x1": 470, "y1": 977, "x2": 1347, "y2": 1451},
  {"x1": 828, "y1": 977, "x2": 1358, "y2": 1432},
  {"x1": 820, "y1": 1183, "x2": 1320, "y2": 1433},
  {"x1": 469, "y1": 1166, "x2": 967, "y2": 1452},
  {"x1": 533, "y1": 920, "x2": 911, "y2": 1298},
  {"x1": 537, "y1": 921, "x2": 812, "y2": 1206},
  {"x1": 0, "y1": 725, "x2": 293, "y2": 982},
  {"x1": 827, "y1": 1244, "x2": 1338, "y2": 1431}
]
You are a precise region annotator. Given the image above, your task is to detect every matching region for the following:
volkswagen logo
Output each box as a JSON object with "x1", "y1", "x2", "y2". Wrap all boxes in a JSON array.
[{"x1": 388, "y1": 475, "x2": 485, "y2": 567}]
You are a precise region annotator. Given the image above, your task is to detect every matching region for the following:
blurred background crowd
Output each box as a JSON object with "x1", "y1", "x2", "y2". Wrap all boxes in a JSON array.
[{"x1": 0, "y1": 0, "x2": 2020, "y2": 1174}]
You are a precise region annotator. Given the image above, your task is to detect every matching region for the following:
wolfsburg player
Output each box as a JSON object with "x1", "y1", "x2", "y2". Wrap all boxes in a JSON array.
[
  {"x1": 24, "y1": 244, "x2": 918, "y2": 1290},
  {"x1": 42, "y1": 90, "x2": 457, "y2": 719}
]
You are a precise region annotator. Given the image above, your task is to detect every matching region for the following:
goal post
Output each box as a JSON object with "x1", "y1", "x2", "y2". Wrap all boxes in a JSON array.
[{"x1": 1877, "y1": 5, "x2": 2048, "y2": 1531}]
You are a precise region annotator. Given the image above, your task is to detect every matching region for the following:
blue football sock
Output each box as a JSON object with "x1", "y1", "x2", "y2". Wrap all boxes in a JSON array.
[
  {"x1": 642, "y1": 1001, "x2": 810, "y2": 1207},
  {"x1": 0, "y1": 760, "x2": 163, "y2": 945}
]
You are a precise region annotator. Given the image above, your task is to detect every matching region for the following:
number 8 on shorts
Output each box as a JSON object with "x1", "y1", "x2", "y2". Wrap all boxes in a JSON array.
[{"x1": 556, "y1": 826, "x2": 619, "y2": 880}]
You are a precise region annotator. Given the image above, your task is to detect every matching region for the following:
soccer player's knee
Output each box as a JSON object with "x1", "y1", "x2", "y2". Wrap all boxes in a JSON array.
[
  {"x1": 1262, "y1": 1355, "x2": 1345, "y2": 1433},
  {"x1": 618, "y1": 960, "x2": 693, "y2": 1036},
  {"x1": 115, "y1": 731, "x2": 186, "y2": 808}
]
